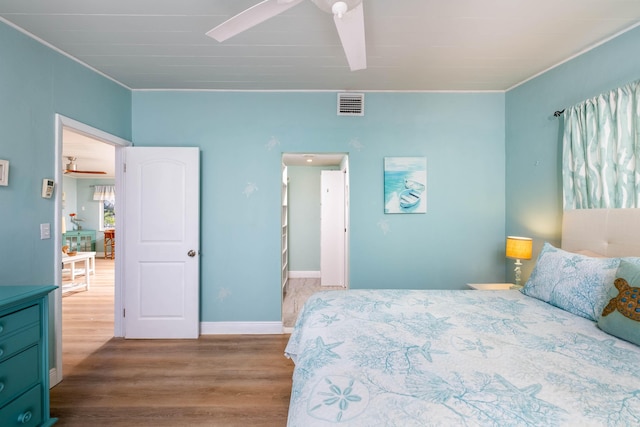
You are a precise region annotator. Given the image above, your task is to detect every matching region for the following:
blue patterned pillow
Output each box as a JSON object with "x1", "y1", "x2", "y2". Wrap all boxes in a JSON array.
[
  {"x1": 521, "y1": 242, "x2": 620, "y2": 320},
  {"x1": 597, "y1": 260, "x2": 640, "y2": 346},
  {"x1": 620, "y1": 257, "x2": 640, "y2": 267}
]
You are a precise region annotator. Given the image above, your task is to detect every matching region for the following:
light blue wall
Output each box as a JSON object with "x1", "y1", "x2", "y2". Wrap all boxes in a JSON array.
[
  {"x1": 505, "y1": 25, "x2": 640, "y2": 282},
  {"x1": 4, "y1": 12, "x2": 636, "y2": 324},
  {"x1": 0, "y1": 21, "x2": 131, "y2": 285},
  {"x1": 133, "y1": 91, "x2": 506, "y2": 322}
]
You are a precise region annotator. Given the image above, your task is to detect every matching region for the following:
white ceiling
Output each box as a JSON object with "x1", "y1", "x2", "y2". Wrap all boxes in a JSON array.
[
  {"x1": 283, "y1": 152, "x2": 345, "y2": 166},
  {"x1": 1, "y1": 0, "x2": 639, "y2": 91},
  {"x1": 7, "y1": 1, "x2": 640, "y2": 173}
]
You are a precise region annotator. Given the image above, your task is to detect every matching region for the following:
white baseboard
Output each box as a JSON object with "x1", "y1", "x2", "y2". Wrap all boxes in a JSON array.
[
  {"x1": 49, "y1": 367, "x2": 59, "y2": 388},
  {"x1": 288, "y1": 270, "x2": 321, "y2": 278},
  {"x1": 200, "y1": 321, "x2": 284, "y2": 335}
]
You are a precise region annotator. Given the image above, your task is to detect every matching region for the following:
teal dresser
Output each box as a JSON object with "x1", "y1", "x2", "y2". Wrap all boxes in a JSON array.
[{"x1": 0, "y1": 286, "x2": 57, "y2": 426}]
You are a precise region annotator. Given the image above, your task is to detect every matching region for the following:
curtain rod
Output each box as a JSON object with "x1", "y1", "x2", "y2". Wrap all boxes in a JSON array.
[{"x1": 553, "y1": 109, "x2": 564, "y2": 117}]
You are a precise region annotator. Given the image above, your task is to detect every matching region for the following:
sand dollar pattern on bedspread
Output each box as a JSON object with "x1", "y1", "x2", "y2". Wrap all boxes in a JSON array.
[{"x1": 285, "y1": 289, "x2": 640, "y2": 426}]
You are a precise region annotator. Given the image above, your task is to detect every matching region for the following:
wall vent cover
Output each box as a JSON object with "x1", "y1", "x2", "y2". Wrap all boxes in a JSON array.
[{"x1": 337, "y1": 93, "x2": 364, "y2": 116}]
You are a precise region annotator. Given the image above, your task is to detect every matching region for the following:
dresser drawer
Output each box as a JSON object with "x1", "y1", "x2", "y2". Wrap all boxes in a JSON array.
[
  {"x1": 0, "y1": 325, "x2": 38, "y2": 362},
  {"x1": 0, "y1": 384, "x2": 42, "y2": 427},
  {"x1": 0, "y1": 346, "x2": 39, "y2": 408},
  {"x1": 0, "y1": 305, "x2": 39, "y2": 340}
]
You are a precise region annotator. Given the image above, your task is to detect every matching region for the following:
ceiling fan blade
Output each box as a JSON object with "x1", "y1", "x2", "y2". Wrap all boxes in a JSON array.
[
  {"x1": 206, "y1": 0, "x2": 305, "y2": 42},
  {"x1": 65, "y1": 170, "x2": 106, "y2": 175},
  {"x1": 64, "y1": 156, "x2": 106, "y2": 174},
  {"x1": 333, "y1": 2, "x2": 366, "y2": 71}
]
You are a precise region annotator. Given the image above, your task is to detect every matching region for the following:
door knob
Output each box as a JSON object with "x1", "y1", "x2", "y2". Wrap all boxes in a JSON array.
[{"x1": 188, "y1": 250, "x2": 197, "y2": 257}]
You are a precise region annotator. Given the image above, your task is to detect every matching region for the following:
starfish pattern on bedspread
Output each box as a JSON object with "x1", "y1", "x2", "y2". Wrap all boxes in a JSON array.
[{"x1": 284, "y1": 289, "x2": 640, "y2": 426}]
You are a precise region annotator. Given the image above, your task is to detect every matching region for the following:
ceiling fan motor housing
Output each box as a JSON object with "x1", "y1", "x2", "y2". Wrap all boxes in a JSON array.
[
  {"x1": 311, "y1": 0, "x2": 362, "y2": 15},
  {"x1": 66, "y1": 157, "x2": 77, "y2": 171}
]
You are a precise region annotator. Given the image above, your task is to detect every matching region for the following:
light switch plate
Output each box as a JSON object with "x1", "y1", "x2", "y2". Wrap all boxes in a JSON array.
[{"x1": 40, "y1": 223, "x2": 51, "y2": 239}]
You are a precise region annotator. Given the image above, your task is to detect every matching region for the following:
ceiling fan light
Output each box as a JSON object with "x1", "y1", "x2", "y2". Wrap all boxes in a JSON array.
[{"x1": 332, "y1": 1, "x2": 348, "y2": 18}]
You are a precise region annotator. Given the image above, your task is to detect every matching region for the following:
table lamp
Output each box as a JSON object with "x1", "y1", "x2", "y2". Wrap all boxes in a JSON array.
[{"x1": 506, "y1": 236, "x2": 532, "y2": 288}]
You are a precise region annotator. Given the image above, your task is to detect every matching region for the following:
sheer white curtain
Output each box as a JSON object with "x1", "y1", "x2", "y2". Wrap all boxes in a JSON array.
[
  {"x1": 92, "y1": 185, "x2": 115, "y2": 201},
  {"x1": 562, "y1": 79, "x2": 640, "y2": 209}
]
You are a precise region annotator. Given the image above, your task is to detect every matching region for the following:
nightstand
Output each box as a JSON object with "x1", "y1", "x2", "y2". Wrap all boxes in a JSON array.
[{"x1": 467, "y1": 283, "x2": 522, "y2": 291}]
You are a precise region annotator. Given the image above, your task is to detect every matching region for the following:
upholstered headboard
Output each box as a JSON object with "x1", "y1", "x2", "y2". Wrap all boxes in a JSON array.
[{"x1": 561, "y1": 208, "x2": 640, "y2": 257}]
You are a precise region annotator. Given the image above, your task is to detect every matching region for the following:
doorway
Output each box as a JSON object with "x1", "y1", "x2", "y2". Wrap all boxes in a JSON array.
[
  {"x1": 53, "y1": 115, "x2": 129, "y2": 386},
  {"x1": 281, "y1": 153, "x2": 350, "y2": 330},
  {"x1": 60, "y1": 127, "x2": 116, "y2": 368}
]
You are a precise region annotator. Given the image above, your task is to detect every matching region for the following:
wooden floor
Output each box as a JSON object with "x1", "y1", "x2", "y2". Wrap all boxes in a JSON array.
[{"x1": 51, "y1": 258, "x2": 294, "y2": 426}]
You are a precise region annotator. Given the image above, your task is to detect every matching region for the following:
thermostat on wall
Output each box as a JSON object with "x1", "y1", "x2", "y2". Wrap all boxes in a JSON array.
[{"x1": 42, "y1": 178, "x2": 55, "y2": 198}]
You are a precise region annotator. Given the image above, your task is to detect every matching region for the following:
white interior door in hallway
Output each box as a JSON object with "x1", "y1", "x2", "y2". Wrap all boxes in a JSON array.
[{"x1": 321, "y1": 170, "x2": 345, "y2": 287}]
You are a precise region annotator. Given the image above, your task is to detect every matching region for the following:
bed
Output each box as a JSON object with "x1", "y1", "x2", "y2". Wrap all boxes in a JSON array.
[{"x1": 284, "y1": 209, "x2": 640, "y2": 426}]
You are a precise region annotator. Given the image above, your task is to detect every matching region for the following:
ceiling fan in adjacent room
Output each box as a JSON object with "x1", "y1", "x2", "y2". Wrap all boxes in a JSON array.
[
  {"x1": 64, "y1": 157, "x2": 106, "y2": 175},
  {"x1": 206, "y1": 0, "x2": 367, "y2": 71}
]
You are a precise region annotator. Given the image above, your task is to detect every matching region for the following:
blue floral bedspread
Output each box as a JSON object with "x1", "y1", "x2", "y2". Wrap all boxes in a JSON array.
[{"x1": 284, "y1": 289, "x2": 640, "y2": 426}]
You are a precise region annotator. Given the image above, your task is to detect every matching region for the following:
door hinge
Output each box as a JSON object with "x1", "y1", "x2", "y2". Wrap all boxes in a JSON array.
[
  {"x1": 123, "y1": 163, "x2": 126, "y2": 173},
  {"x1": 123, "y1": 308, "x2": 126, "y2": 317}
]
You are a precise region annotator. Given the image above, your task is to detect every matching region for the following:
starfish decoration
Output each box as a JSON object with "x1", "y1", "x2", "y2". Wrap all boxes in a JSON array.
[
  {"x1": 377, "y1": 219, "x2": 390, "y2": 235},
  {"x1": 217, "y1": 287, "x2": 231, "y2": 301},
  {"x1": 265, "y1": 136, "x2": 280, "y2": 150},
  {"x1": 458, "y1": 337, "x2": 495, "y2": 358},
  {"x1": 243, "y1": 182, "x2": 258, "y2": 198},
  {"x1": 348, "y1": 137, "x2": 364, "y2": 151},
  {"x1": 318, "y1": 313, "x2": 340, "y2": 326},
  {"x1": 307, "y1": 336, "x2": 343, "y2": 367},
  {"x1": 418, "y1": 341, "x2": 448, "y2": 363}
]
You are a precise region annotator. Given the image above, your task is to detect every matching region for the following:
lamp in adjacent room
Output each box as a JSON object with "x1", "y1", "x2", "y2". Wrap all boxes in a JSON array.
[{"x1": 505, "y1": 236, "x2": 533, "y2": 288}]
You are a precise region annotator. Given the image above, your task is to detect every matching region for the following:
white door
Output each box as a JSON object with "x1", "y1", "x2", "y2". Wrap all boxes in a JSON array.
[
  {"x1": 321, "y1": 170, "x2": 345, "y2": 287},
  {"x1": 341, "y1": 158, "x2": 350, "y2": 288},
  {"x1": 123, "y1": 147, "x2": 200, "y2": 338}
]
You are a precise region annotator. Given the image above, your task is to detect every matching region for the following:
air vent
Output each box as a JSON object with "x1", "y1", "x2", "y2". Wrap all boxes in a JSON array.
[{"x1": 337, "y1": 93, "x2": 364, "y2": 116}]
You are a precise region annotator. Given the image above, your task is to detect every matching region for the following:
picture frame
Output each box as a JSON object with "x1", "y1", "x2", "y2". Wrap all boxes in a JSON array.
[
  {"x1": 0, "y1": 159, "x2": 8, "y2": 186},
  {"x1": 384, "y1": 157, "x2": 427, "y2": 214}
]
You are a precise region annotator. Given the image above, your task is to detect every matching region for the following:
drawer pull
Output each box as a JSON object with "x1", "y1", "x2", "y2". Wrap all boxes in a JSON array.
[
  {"x1": 0, "y1": 347, "x2": 3, "y2": 357},
  {"x1": 0, "y1": 382, "x2": 4, "y2": 393},
  {"x1": 0, "y1": 324, "x2": 4, "y2": 334},
  {"x1": 18, "y1": 410, "x2": 32, "y2": 424}
]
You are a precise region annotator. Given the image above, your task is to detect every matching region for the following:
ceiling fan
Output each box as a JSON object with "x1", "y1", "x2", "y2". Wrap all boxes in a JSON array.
[
  {"x1": 206, "y1": 0, "x2": 366, "y2": 71},
  {"x1": 64, "y1": 157, "x2": 106, "y2": 175}
]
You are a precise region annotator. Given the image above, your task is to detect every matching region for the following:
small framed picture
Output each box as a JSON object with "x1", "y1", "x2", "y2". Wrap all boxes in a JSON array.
[
  {"x1": 384, "y1": 157, "x2": 427, "y2": 214},
  {"x1": 0, "y1": 160, "x2": 8, "y2": 186}
]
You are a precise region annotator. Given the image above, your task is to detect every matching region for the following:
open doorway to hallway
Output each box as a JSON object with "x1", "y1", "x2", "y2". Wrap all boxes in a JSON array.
[
  {"x1": 60, "y1": 127, "x2": 116, "y2": 352},
  {"x1": 281, "y1": 153, "x2": 350, "y2": 330},
  {"x1": 53, "y1": 115, "x2": 129, "y2": 387}
]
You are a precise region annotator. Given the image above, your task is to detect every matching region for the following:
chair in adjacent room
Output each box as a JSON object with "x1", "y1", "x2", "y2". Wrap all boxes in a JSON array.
[{"x1": 104, "y1": 229, "x2": 115, "y2": 259}]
